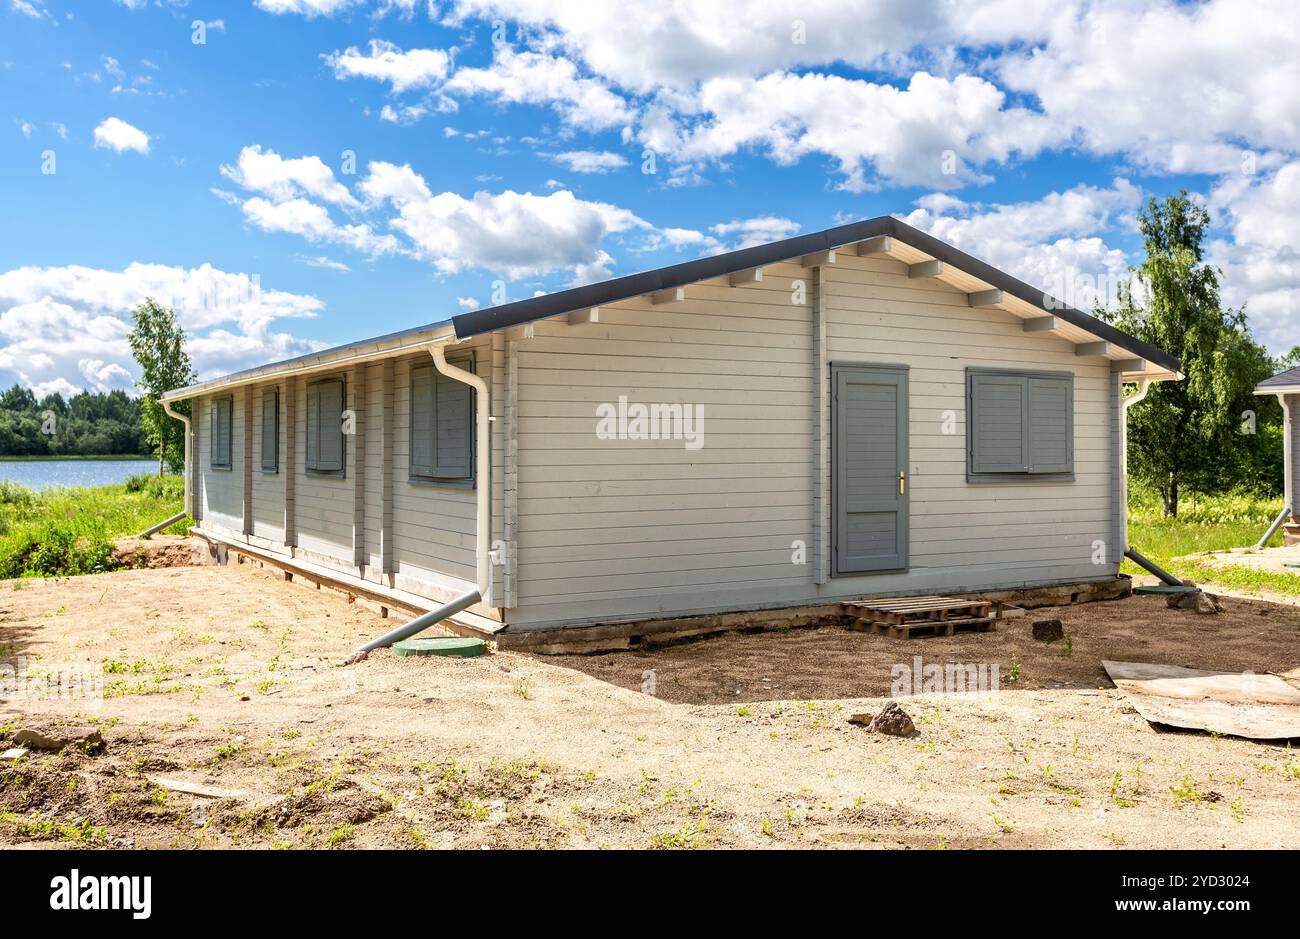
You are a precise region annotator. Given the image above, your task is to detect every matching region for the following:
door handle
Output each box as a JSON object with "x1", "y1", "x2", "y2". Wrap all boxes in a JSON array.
[{"x1": 899, "y1": 470, "x2": 906, "y2": 495}]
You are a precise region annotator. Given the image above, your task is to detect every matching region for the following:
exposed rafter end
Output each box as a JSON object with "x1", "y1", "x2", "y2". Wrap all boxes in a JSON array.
[
  {"x1": 1112, "y1": 359, "x2": 1145, "y2": 375},
  {"x1": 567, "y1": 307, "x2": 599, "y2": 325},
  {"x1": 728, "y1": 267, "x2": 763, "y2": 286},
  {"x1": 852, "y1": 235, "x2": 892, "y2": 257},
  {"x1": 967, "y1": 289, "x2": 1003, "y2": 308},
  {"x1": 650, "y1": 287, "x2": 686, "y2": 305},
  {"x1": 907, "y1": 259, "x2": 943, "y2": 279},
  {"x1": 801, "y1": 249, "x2": 836, "y2": 268},
  {"x1": 1075, "y1": 341, "x2": 1111, "y2": 357},
  {"x1": 1023, "y1": 316, "x2": 1058, "y2": 332}
]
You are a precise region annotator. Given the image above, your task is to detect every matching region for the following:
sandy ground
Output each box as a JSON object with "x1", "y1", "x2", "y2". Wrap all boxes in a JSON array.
[{"x1": 2, "y1": 564, "x2": 1299, "y2": 850}]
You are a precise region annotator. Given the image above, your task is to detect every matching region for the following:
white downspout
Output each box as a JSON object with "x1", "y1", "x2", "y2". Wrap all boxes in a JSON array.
[
  {"x1": 139, "y1": 398, "x2": 193, "y2": 537},
  {"x1": 162, "y1": 398, "x2": 192, "y2": 517},
  {"x1": 345, "y1": 340, "x2": 491, "y2": 663},
  {"x1": 430, "y1": 344, "x2": 491, "y2": 600},
  {"x1": 1120, "y1": 378, "x2": 1151, "y2": 552}
]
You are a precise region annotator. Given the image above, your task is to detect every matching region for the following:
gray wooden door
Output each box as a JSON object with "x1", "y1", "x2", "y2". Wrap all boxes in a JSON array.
[{"x1": 833, "y1": 365, "x2": 909, "y2": 575}]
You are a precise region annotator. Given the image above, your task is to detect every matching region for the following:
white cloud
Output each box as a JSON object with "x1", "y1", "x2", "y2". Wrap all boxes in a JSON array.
[
  {"x1": 1210, "y1": 162, "x2": 1300, "y2": 353},
  {"x1": 640, "y1": 70, "x2": 1053, "y2": 190},
  {"x1": 220, "y1": 145, "x2": 359, "y2": 208},
  {"x1": 0, "y1": 263, "x2": 327, "y2": 392},
  {"x1": 456, "y1": 296, "x2": 481, "y2": 311},
  {"x1": 550, "y1": 150, "x2": 627, "y2": 174},
  {"x1": 444, "y1": 46, "x2": 632, "y2": 132},
  {"x1": 901, "y1": 179, "x2": 1143, "y2": 310},
  {"x1": 357, "y1": 160, "x2": 649, "y2": 280},
  {"x1": 92, "y1": 116, "x2": 150, "y2": 155},
  {"x1": 325, "y1": 40, "x2": 452, "y2": 94},
  {"x1": 299, "y1": 255, "x2": 351, "y2": 272},
  {"x1": 10, "y1": 0, "x2": 45, "y2": 20},
  {"x1": 255, "y1": 0, "x2": 363, "y2": 16}
]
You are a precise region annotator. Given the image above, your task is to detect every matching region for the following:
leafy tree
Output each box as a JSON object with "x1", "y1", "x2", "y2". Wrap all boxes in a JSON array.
[
  {"x1": 1100, "y1": 192, "x2": 1279, "y2": 517},
  {"x1": 127, "y1": 298, "x2": 196, "y2": 475}
]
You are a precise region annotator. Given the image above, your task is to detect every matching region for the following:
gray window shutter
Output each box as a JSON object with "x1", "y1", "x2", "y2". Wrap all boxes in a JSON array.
[
  {"x1": 969, "y1": 373, "x2": 1026, "y2": 473},
  {"x1": 434, "y1": 369, "x2": 473, "y2": 479},
  {"x1": 409, "y1": 358, "x2": 473, "y2": 481},
  {"x1": 210, "y1": 399, "x2": 219, "y2": 467},
  {"x1": 305, "y1": 383, "x2": 320, "y2": 470},
  {"x1": 220, "y1": 399, "x2": 231, "y2": 467},
  {"x1": 261, "y1": 390, "x2": 279, "y2": 472},
  {"x1": 315, "y1": 379, "x2": 344, "y2": 473},
  {"x1": 409, "y1": 364, "x2": 436, "y2": 477},
  {"x1": 1026, "y1": 376, "x2": 1073, "y2": 473}
]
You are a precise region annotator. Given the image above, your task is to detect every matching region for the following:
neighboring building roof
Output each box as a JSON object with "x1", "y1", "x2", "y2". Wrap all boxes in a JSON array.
[
  {"x1": 166, "y1": 215, "x2": 1180, "y2": 401},
  {"x1": 1256, "y1": 364, "x2": 1300, "y2": 394}
]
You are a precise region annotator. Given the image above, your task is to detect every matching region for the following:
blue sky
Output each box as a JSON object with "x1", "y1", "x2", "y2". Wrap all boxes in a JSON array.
[{"x1": 1, "y1": 0, "x2": 1296, "y2": 398}]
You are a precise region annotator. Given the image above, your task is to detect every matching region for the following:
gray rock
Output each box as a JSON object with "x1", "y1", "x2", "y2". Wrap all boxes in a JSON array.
[{"x1": 849, "y1": 701, "x2": 918, "y2": 737}]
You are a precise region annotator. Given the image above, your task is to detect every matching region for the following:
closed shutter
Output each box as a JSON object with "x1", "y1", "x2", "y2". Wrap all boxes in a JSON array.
[
  {"x1": 409, "y1": 364, "x2": 436, "y2": 477},
  {"x1": 261, "y1": 389, "x2": 279, "y2": 472},
  {"x1": 969, "y1": 373, "x2": 1026, "y2": 473},
  {"x1": 434, "y1": 368, "x2": 473, "y2": 479},
  {"x1": 409, "y1": 357, "x2": 473, "y2": 482},
  {"x1": 1026, "y1": 376, "x2": 1072, "y2": 473},
  {"x1": 211, "y1": 397, "x2": 232, "y2": 468},
  {"x1": 314, "y1": 378, "x2": 345, "y2": 473},
  {"x1": 305, "y1": 383, "x2": 320, "y2": 470}
]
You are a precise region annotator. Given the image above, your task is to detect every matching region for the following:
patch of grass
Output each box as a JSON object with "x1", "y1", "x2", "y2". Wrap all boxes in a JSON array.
[
  {"x1": 0, "y1": 478, "x2": 185, "y2": 579},
  {"x1": 1124, "y1": 484, "x2": 1297, "y2": 597}
]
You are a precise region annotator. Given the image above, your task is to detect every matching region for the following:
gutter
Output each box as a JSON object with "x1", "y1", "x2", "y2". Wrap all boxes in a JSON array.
[
  {"x1": 1119, "y1": 378, "x2": 1151, "y2": 554},
  {"x1": 138, "y1": 398, "x2": 192, "y2": 538}
]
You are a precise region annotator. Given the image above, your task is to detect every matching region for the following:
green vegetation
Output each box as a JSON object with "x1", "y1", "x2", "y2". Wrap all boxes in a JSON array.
[
  {"x1": 128, "y1": 298, "x2": 196, "y2": 474},
  {"x1": 1099, "y1": 192, "x2": 1291, "y2": 516},
  {"x1": 0, "y1": 384, "x2": 149, "y2": 458},
  {"x1": 0, "y1": 477, "x2": 184, "y2": 579},
  {"x1": 1124, "y1": 483, "x2": 1298, "y2": 597}
]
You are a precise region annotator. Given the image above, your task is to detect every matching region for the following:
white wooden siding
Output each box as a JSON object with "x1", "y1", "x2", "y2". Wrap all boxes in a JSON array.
[
  {"x1": 504, "y1": 255, "x2": 1119, "y2": 629},
  {"x1": 249, "y1": 383, "x2": 286, "y2": 544},
  {"x1": 197, "y1": 389, "x2": 244, "y2": 536}
]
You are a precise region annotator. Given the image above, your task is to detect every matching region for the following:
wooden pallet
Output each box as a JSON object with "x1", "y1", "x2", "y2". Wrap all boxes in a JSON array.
[{"x1": 843, "y1": 596, "x2": 995, "y2": 638}]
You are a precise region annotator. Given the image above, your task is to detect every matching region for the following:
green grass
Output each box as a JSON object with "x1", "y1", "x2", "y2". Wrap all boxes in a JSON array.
[
  {"x1": 0, "y1": 476, "x2": 185, "y2": 579},
  {"x1": 1124, "y1": 484, "x2": 1298, "y2": 598}
]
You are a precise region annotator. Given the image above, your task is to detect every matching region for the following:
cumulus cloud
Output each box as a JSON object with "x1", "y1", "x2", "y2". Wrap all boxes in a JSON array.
[
  {"x1": 220, "y1": 145, "x2": 360, "y2": 208},
  {"x1": 324, "y1": 40, "x2": 452, "y2": 94},
  {"x1": 255, "y1": 0, "x2": 363, "y2": 16},
  {"x1": 1209, "y1": 162, "x2": 1300, "y2": 353},
  {"x1": 901, "y1": 179, "x2": 1144, "y2": 310},
  {"x1": 443, "y1": 46, "x2": 632, "y2": 132},
  {"x1": 0, "y1": 264, "x2": 327, "y2": 393},
  {"x1": 549, "y1": 150, "x2": 628, "y2": 174},
  {"x1": 92, "y1": 116, "x2": 150, "y2": 155}
]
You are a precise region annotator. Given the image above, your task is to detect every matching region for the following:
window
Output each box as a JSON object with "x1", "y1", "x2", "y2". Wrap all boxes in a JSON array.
[
  {"x1": 967, "y1": 368, "x2": 1073, "y2": 480},
  {"x1": 409, "y1": 356, "x2": 474, "y2": 485},
  {"x1": 306, "y1": 377, "x2": 346, "y2": 476},
  {"x1": 209, "y1": 396, "x2": 232, "y2": 470},
  {"x1": 261, "y1": 388, "x2": 279, "y2": 473}
]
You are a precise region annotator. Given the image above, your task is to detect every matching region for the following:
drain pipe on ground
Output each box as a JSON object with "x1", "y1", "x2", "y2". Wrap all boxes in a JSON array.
[
  {"x1": 346, "y1": 341, "x2": 491, "y2": 664},
  {"x1": 1255, "y1": 395, "x2": 1293, "y2": 549},
  {"x1": 138, "y1": 398, "x2": 192, "y2": 538}
]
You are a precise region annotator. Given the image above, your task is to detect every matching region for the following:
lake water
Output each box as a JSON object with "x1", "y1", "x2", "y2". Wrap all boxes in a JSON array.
[{"x1": 0, "y1": 459, "x2": 160, "y2": 490}]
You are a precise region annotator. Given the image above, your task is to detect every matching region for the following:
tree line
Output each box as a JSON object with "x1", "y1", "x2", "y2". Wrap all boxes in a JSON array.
[{"x1": 0, "y1": 385, "x2": 151, "y2": 457}]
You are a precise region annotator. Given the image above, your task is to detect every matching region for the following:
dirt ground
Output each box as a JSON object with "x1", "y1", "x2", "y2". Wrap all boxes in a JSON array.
[{"x1": 2, "y1": 563, "x2": 1299, "y2": 850}]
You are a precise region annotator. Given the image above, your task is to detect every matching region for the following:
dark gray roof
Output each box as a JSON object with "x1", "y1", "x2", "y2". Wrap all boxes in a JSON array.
[
  {"x1": 451, "y1": 215, "x2": 1181, "y2": 375},
  {"x1": 1256, "y1": 364, "x2": 1300, "y2": 391}
]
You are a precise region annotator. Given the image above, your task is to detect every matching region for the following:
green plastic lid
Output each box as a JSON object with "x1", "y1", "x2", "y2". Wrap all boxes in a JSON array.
[{"x1": 392, "y1": 637, "x2": 487, "y2": 658}]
